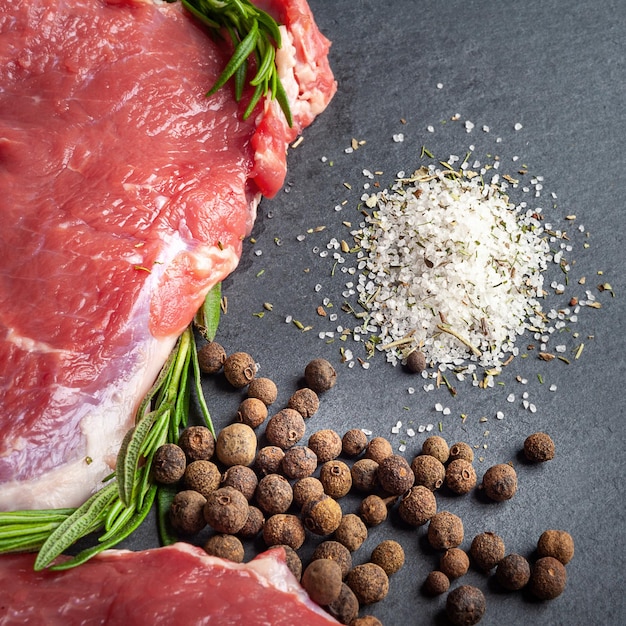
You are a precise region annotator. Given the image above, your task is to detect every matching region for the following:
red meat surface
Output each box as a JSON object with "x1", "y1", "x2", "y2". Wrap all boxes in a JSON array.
[
  {"x1": 0, "y1": 543, "x2": 340, "y2": 624},
  {"x1": 0, "y1": 0, "x2": 335, "y2": 510}
]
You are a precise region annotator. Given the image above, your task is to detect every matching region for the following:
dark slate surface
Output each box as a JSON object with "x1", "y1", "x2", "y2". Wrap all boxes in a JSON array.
[{"x1": 129, "y1": 2, "x2": 626, "y2": 624}]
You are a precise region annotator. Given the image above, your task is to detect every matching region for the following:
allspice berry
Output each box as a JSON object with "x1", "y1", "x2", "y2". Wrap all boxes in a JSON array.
[
  {"x1": 342, "y1": 428, "x2": 368, "y2": 457},
  {"x1": 470, "y1": 531, "x2": 505, "y2": 572},
  {"x1": 377, "y1": 454, "x2": 415, "y2": 495},
  {"x1": 237, "y1": 397, "x2": 268, "y2": 429},
  {"x1": 350, "y1": 458, "x2": 379, "y2": 493},
  {"x1": 247, "y1": 377, "x2": 278, "y2": 406},
  {"x1": 281, "y1": 445, "x2": 318, "y2": 479},
  {"x1": 445, "y1": 459, "x2": 477, "y2": 495},
  {"x1": 495, "y1": 553, "x2": 531, "y2": 591},
  {"x1": 346, "y1": 563, "x2": 389, "y2": 605},
  {"x1": 265, "y1": 409, "x2": 306, "y2": 449},
  {"x1": 371, "y1": 540, "x2": 405, "y2": 575},
  {"x1": 405, "y1": 349, "x2": 427, "y2": 374},
  {"x1": 203, "y1": 534, "x2": 245, "y2": 563},
  {"x1": 288, "y1": 388, "x2": 320, "y2": 418},
  {"x1": 423, "y1": 570, "x2": 450, "y2": 596},
  {"x1": 302, "y1": 495, "x2": 343, "y2": 535},
  {"x1": 398, "y1": 485, "x2": 437, "y2": 527},
  {"x1": 364, "y1": 436, "x2": 393, "y2": 464},
  {"x1": 183, "y1": 460, "x2": 221, "y2": 498},
  {"x1": 197, "y1": 341, "x2": 226, "y2": 374},
  {"x1": 320, "y1": 460, "x2": 352, "y2": 498},
  {"x1": 449, "y1": 441, "x2": 475, "y2": 464},
  {"x1": 529, "y1": 556, "x2": 567, "y2": 600},
  {"x1": 446, "y1": 585, "x2": 486, "y2": 626},
  {"x1": 255, "y1": 445, "x2": 285, "y2": 476},
  {"x1": 263, "y1": 514, "x2": 306, "y2": 550},
  {"x1": 524, "y1": 432, "x2": 556, "y2": 463},
  {"x1": 350, "y1": 617, "x2": 383, "y2": 626},
  {"x1": 276, "y1": 544, "x2": 302, "y2": 581},
  {"x1": 334, "y1": 514, "x2": 368, "y2": 552},
  {"x1": 293, "y1": 476, "x2": 325, "y2": 508},
  {"x1": 304, "y1": 358, "x2": 337, "y2": 393},
  {"x1": 255, "y1": 473, "x2": 293, "y2": 515},
  {"x1": 223, "y1": 351, "x2": 256, "y2": 388},
  {"x1": 178, "y1": 425, "x2": 215, "y2": 462},
  {"x1": 359, "y1": 494, "x2": 390, "y2": 526},
  {"x1": 411, "y1": 454, "x2": 445, "y2": 491},
  {"x1": 153, "y1": 443, "x2": 186, "y2": 484},
  {"x1": 237, "y1": 505, "x2": 265, "y2": 539},
  {"x1": 422, "y1": 435, "x2": 449, "y2": 464},
  {"x1": 308, "y1": 429, "x2": 342, "y2": 463},
  {"x1": 203, "y1": 486, "x2": 249, "y2": 534},
  {"x1": 312, "y1": 540, "x2": 353, "y2": 578},
  {"x1": 481, "y1": 463, "x2": 517, "y2": 501},
  {"x1": 216, "y1": 423, "x2": 257, "y2": 467},
  {"x1": 221, "y1": 464, "x2": 258, "y2": 501},
  {"x1": 537, "y1": 529, "x2": 575, "y2": 564},
  {"x1": 302, "y1": 558, "x2": 343, "y2": 606},
  {"x1": 440, "y1": 548, "x2": 470, "y2": 580},
  {"x1": 428, "y1": 511, "x2": 464, "y2": 550},
  {"x1": 169, "y1": 490, "x2": 207, "y2": 535},
  {"x1": 327, "y1": 583, "x2": 359, "y2": 625}
]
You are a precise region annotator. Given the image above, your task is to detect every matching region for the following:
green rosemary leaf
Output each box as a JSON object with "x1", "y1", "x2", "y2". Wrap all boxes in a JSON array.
[
  {"x1": 195, "y1": 282, "x2": 222, "y2": 342},
  {"x1": 191, "y1": 332, "x2": 215, "y2": 436},
  {"x1": 157, "y1": 484, "x2": 179, "y2": 547}
]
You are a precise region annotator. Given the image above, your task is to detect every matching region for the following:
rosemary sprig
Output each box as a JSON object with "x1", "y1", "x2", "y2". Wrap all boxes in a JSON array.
[
  {"x1": 181, "y1": 0, "x2": 293, "y2": 126},
  {"x1": 0, "y1": 283, "x2": 222, "y2": 568}
]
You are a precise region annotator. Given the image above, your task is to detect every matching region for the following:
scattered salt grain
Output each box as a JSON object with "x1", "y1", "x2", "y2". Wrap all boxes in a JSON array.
[{"x1": 514, "y1": 123, "x2": 523, "y2": 131}]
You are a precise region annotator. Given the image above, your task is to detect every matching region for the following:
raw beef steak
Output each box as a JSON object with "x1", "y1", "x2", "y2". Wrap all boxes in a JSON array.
[
  {"x1": 0, "y1": 0, "x2": 335, "y2": 510},
  {"x1": 0, "y1": 543, "x2": 340, "y2": 624}
]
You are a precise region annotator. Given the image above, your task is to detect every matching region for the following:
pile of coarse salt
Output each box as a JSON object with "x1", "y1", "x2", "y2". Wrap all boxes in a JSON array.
[{"x1": 353, "y1": 167, "x2": 551, "y2": 368}]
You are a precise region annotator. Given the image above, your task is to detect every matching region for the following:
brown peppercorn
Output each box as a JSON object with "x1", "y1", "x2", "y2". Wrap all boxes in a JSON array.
[
  {"x1": 327, "y1": 583, "x2": 359, "y2": 625},
  {"x1": 265, "y1": 408, "x2": 306, "y2": 449},
  {"x1": 312, "y1": 540, "x2": 353, "y2": 578},
  {"x1": 237, "y1": 397, "x2": 268, "y2": 429},
  {"x1": 215, "y1": 423, "x2": 257, "y2": 467},
  {"x1": 537, "y1": 529, "x2": 575, "y2": 564},
  {"x1": 334, "y1": 514, "x2": 368, "y2": 552},
  {"x1": 255, "y1": 445, "x2": 285, "y2": 475},
  {"x1": 411, "y1": 454, "x2": 446, "y2": 491},
  {"x1": 153, "y1": 443, "x2": 186, "y2": 484},
  {"x1": 364, "y1": 436, "x2": 393, "y2": 464},
  {"x1": 237, "y1": 505, "x2": 265, "y2": 538},
  {"x1": 223, "y1": 351, "x2": 256, "y2": 388},
  {"x1": 495, "y1": 553, "x2": 531, "y2": 591},
  {"x1": 169, "y1": 490, "x2": 207, "y2": 535},
  {"x1": 183, "y1": 460, "x2": 221, "y2": 498},
  {"x1": 203, "y1": 486, "x2": 249, "y2": 534},
  {"x1": 288, "y1": 388, "x2": 320, "y2": 418},
  {"x1": 302, "y1": 495, "x2": 343, "y2": 535},
  {"x1": 197, "y1": 341, "x2": 226, "y2": 374},
  {"x1": 423, "y1": 570, "x2": 450, "y2": 596},
  {"x1": 470, "y1": 531, "x2": 505, "y2": 572},
  {"x1": 320, "y1": 460, "x2": 352, "y2": 498},
  {"x1": 308, "y1": 429, "x2": 342, "y2": 463},
  {"x1": 446, "y1": 585, "x2": 486, "y2": 626},
  {"x1": 350, "y1": 458, "x2": 379, "y2": 493},
  {"x1": 178, "y1": 426, "x2": 215, "y2": 462},
  {"x1": 262, "y1": 514, "x2": 306, "y2": 550},
  {"x1": 445, "y1": 459, "x2": 477, "y2": 495},
  {"x1": 398, "y1": 485, "x2": 437, "y2": 527},
  {"x1": 428, "y1": 511, "x2": 464, "y2": 550},
  {"x1": 221, "y1": 464, "x2": 258, "y2": 501},
  {"x1": 371, "y1": 539, "x2": 405, "y2": 575},
  {"x1": 203, "y1": 534, "x2": 245, "y2": 563},
  {"x1": 342, "y1": 429, "x2": 368, "y2": 457},
  {"x1": 255, "y1": 473, "x2": 293, "y2": 515},
  {"x1": 529, "y1": 556, "x2": 567, "y2": 600},
  {"x1": 345, "y1": 563, "x2": 389, "y2": 605},
  {"x1": 440, "y1": 548, "x2": 470, "y2": 580},
  {"x1": 405, "y1": 349, "x2": 427, "y2": 374},
  {"x1": 349, "y1": 617, "x2": 383, "y2": 626},
  {"x1": 247, "y1": 377, "x2": 278, "y2": 406},
  {"x1": 481, "y1": 463, "x2": 517, "y2": 501},
  {"x1": 293, "y1": 476, "x2": 325, "y2": 508},
  {"x1": 304, "y1": 358, "x2": 337, "y2": 393},
  {"x1": 524, "y1": 432, "x2": 556, "y2": 463},
  {"x1": 275, "y1": 544, "x2": 302, "y2": 581},
  {"x1": 359, "y1": 494, "x2": 391, "y2": 526},
  {"x1": 449, "y1": 441, "x2": 475, "y2": 464},
  {"x1": 302, "y1": 558, "x2": 343, "y2": 606},
  {"x1": 281, "y1": 445, "x2": 318, "y2": 479},
  {"x1": 422, "y1": 435, "x2": 449, "y2": 464},
  {"x1": 378, "y1": 454, "x2": 415, "y2": 495}
]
